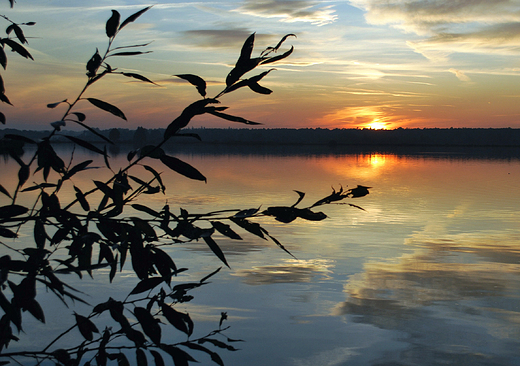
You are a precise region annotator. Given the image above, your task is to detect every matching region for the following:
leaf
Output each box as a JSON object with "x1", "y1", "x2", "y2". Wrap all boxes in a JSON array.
[
  {"x1": 129, "y1": 277, "x2": 164, "y2": 295},
  {"x1": 0, "y1": 112, "x2": 4, "y2": 125},
  {"x1": 4, "y1": 133, "x2": 37, "y2": 144},
  {"x1": 106, "y1": 10, "x2": 120, "y2": 38},
  {"x1": 21, "y1": 183, "x2": 57, "y2": 192},
  {"x1": 86, "y1": 98, "x2": 127, "y2": 120},
  {"x1": 206, "y1": 110, "x2": 261, "y2": 125},
  {"x1": 71, "y1": 112, "x2": 86, "y2": 122},
  {"x1": 211, "y1": 221, "x2": 242, "y2": 240},
  {"x1": 71, "y1": 120, "x2": 114, "y2": 145},
  {"x1": 160, "y1": 155, "x2": 206, "y2": 182},
  {"x1": 180, "y1": 343, "x2": 224, "y2": 366},
  {"x1": 8, "y1": 24, "x2": 27, "y2": 44},
  {"x1": 0, "y1": 92, "x2": 11, "y2": 105},
  {"x1": 46, "y1": 99, "x2": 67, "y2": 109},
  {"x1": 161, "y1": 305, "x2": 190, "y2": 336},
  {"x1": 131, "y1": 204, "x2": 161, "y2": 217},
  {"x1": 226, "y1": 33, "x2": 258, "y2": 87},
  {"x1": 0, "y1": 46, "x2": 6, "y2": 69},
  {"x1": 0, "y1": 227, "x2": 17, "y2": 238},
  {"x1": 203, "y1": 236, "x2": 229, "y2": 268},
  {"x1": 86, "y1": 49, "x2": 101, "y2": 78},
  {"x1": 175, "y1": 74, "x2": 206, "y2": 97},
  {"x1": 0, "y1": 204, "x2": 28, "y2": 219},
  {"x1": 24, "y1": 298, "x2": 45, "y2": 323},
  {"x1": 230, "y1": 218, "x2": 266, "y2": 239},
  {"x1": 75, "y1": 313, "x2": 99, "y2": 341},
  {"x1": 122, "y1": 72, "x2": 158, "y2": 85},
  {"x1": 150, "y1": 350, "x2": 165, "y2": 366},
  {"x1": 248, "y1": 81, "x2": 272, "y2": 94},
  {"x1": 0, "y1": 185, "x2": 11, "y2": 199},
  {"x1": 133, "y1": 307, "x2": 161, "y2": 345},
  {"x1": 17, "y1": 164, "x2": 29, "y2": 187},
  {"x1": 143, "y1": 165, "x2": 165, "y2": 193},
  {"x1": 64, "y1": 160, "x2": 93, "y2": 180},
  {"x1": 119, "y1": 6, "x2": 152, "y2": 31},
  {"x1": 65, "y1": 136, "x2": 105, "y2": 155},
  {"x1": 136, "y1": 348, "x2": 148, "y2": 366},
  {"x1": 108, "y1": 51, "x2": 151, "y2": 57},
  {"x1": 1, "y1": 38, "x2": 33, "y2": 60},
  {"x1": 260, "y1": 46, "x2": 294, "y2": 65},
  {"x1": 74, "y1": 186, "x2": 90, "y2": 212},
  {"x1": 199, "y1": 267, "x2": 222, "y2": 284}
]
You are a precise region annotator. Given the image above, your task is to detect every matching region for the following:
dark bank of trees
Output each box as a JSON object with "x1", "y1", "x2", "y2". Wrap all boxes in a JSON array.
[
  {"x1": 0, "y1": 5, "x2": 369, "y2": 366},
  {"x1": 3, "y1": 127, "x2": 520, "y2": 151}
]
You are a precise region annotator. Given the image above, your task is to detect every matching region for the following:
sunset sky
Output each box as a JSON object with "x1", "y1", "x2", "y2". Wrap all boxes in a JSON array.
[{"x1": 3, "y1": 0, "x2": 520, "y2": 131}]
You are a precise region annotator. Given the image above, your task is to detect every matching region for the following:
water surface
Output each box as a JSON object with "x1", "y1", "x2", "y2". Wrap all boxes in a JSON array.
[{"x1": 1, "y1": 146, "x2": 520, "y2": 365}]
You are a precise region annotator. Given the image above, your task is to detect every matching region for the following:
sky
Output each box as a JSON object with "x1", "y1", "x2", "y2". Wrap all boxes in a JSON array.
[{"x1": 2, "y1": 0, "x2": 520, "y2": 130}]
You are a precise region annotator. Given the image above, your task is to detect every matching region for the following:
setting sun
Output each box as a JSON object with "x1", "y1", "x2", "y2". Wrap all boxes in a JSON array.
[{"x1": 366, "y1": 119, "x2": 388, "y2": 130}]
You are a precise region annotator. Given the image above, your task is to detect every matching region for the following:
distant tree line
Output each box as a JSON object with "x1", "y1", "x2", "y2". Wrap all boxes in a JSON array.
[{"x1": 2, "y1": 127, "x2": 520, "y2": 150}]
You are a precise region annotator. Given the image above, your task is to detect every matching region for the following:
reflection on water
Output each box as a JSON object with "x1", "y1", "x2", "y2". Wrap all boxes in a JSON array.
[{"x1": 1, "y1": 146, "x2": 520, "y2": 365}]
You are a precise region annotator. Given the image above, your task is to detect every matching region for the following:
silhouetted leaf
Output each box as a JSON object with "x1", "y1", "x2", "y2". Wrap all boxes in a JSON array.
[
  {"x1": 75, "y1": 313, "x2": 99, "y2": 341},
  {"x1": 136, "y1": 348, "x2": 148, "y2": 366},
  {"x1": 161, "y1": 305, "x2": 190, "y2": 336},
  {"x1": 348, "y1": 185, "x2": 371, "y2": 198},
  {"x1": 46, "y1": 99, "x2": 67, "y2": 109},
  {"x1": 175, "y1": 74, "x2": 206, "y2": 97},
  {"x1": 73, "y1": 120, "x2": 114, "y2": 145},
  {"x1": 0, "y1": 204, "x2": 28, "y2": 219},
  {"x1": 260, "y1": 46, "x2": 294, "y2": 65},
  {"x1": 0, "y1": 112, "x2": 4, "y2": 124},
  {"x1": 65, "y1": 136, "x2": 105, "y2": 155},
  {"x1": 4, "y1": 133, "x2": 37, "y2": 144},
  {"x1": 261, "y1": 34, "x2": 296, "y2": 56},
  {"x1": 139, "y1": 145, "x2": 165, "y2": 159},
  {"x1": 211, "y1": 221, "x2": 242, "y2": 240},
  {"x1": 106, "y1": 10, "x2": 120, "y2": 38},
  {"x1": 0, "y1": 47, "x2": 6, "y2": 69},
  {"x1": 160, "y1": 345, "x2": 197, "y2": 366},
  {"x1": 50, "y1": 120, "x2": 65, "y2": 131},
  {"x1": 226, "y1": 33, "x2": 259, "y2": 87},
  {"x1": 180, "y1": 342, "x2": 224, "y2": 366},
  {"x1": 0, "y1": 227, "x2": 17, "y2": 238},
  {"x1": 17, "y1": 164, "x2": 29, "y2": 187},
  {"x1": 160, "y1": 155, "x2": 206, "y2": 182},
  {"x1": 143, "y1": 165, "x2": 165, "y2": 193},
  {"x1": 199, "y1": 267, "x2": 222, "y2": 284},
  {"x1": 150, "y1": 350, "x2": 165, "y2": 366},
  {"x1": 21, "y1": 183, "x2": 57, "y2": 192},
  {"x1": 1, "y1": 38, "x2": 33, "y2": 60},
  {"x1": 0, "y1": 185, "x2": 11, "y2": 199},
  {"x1": 248, "y1": 81, "x2": 272, "y2": 94},
  {"x1": 203, "y1": 236, "x2": 229, "y2": 268},
  {"x1": 119, "y1": 6, "x2": 151, "y2": 31},
  {"x1": 64, "y1": 160, "x2": 93, "y2": 180},
  {"x1": 164, "y1": 99, "x2": 220, "y2": 138},
  {"x1": 74, "y1": 186, "x2": 90, "y2": 212},
  {"x1": 71, "y1": 112, "x2": 86, "y2": 122},
  {"x1": 24, "y1": 298, "x2": 45, "y2": 323},
  {"x1": 122, "y1": 72, "x2": 158, "y2": 85},
  {"x1": 6, "y1": 24, "x2": 27, "y2": 44},
  {"x1": 134, "y1": 307, "x2": 161, "y2": 345},
  {"x1": 206, "y1": 110, "x2": 261, "y2": 125},
  {"x1": 230, "y1": 218, "x2": 265, "y2": 239},
  {"x1": 87, "y1": 98, "x2": 127, "y2": 120},
  {"x1": 86, "y1": 49, "x2": 101, "y2": 78},
  {"x1": 0, "y1": 92, "x2": 11, "y2": 105},
  {"x1": 130, "y1": 277, "x2": 163, "y2": 295},
  {"x1": 132, "y1": 204, "x2": 161, "y2": 217},
  {"x1": 109, "y1": 51, "x2": 151, "y2": 57}
]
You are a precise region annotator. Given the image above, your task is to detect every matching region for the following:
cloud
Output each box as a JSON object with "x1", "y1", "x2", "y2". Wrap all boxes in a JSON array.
[
  {"x1": 234, "y1": 0, "x2": 338, "y2": 25},
  {"x1": 180, "y1": 28, "x2": 276, "y2": 49},
  {"x1": 448, "y1": 68, "x2": 471, "y2": 81},
  {"x1": 349, "y1": 0, "x2": 520, "y2": 58}
]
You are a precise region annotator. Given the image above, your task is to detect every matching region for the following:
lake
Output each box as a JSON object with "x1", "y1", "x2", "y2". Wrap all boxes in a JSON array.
[{"x1": 1, "y1": 145, "x2": 520, "y2": 366}]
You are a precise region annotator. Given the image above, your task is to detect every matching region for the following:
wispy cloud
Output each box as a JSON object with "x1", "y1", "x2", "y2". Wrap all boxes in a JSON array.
[
  {"x1": 349, "y1": 0, "x2": 520, "y2": 58},
  {"x1": 448, "y1": 68, "x2": 471, "y2": 82},
  {"x1": 234, "y1": 0, "x2": 338, "y2": 25}
]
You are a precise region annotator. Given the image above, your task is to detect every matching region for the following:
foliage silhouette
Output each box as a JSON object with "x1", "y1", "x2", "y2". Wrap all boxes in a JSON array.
[{"x1": 0, "y1": 4, "x2": 368, "y2": 366}]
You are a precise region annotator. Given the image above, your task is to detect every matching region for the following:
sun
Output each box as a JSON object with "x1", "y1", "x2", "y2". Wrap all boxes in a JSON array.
[{"x1": 366, "y1": 119, "x2": 387, "y2": 130}]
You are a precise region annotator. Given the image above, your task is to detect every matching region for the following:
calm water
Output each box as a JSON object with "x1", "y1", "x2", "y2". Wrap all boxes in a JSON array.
[{"x1": 1, "y1": 146, "x2": 520, "y2": 366}]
